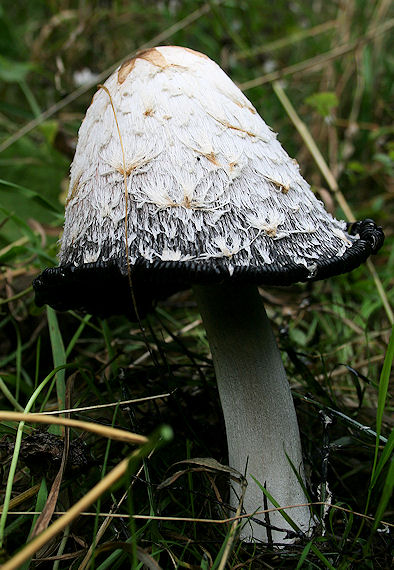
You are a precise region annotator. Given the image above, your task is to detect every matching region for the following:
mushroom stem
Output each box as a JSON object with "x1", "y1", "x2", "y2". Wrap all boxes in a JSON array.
[{"x1": 193, "y1": 282, "x2": 312, "y2": 543}]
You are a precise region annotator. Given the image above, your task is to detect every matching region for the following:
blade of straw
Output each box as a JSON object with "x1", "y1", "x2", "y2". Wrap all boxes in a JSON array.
[{"x1": 272, "y1": 81, "x2": 393, "y2": 325}]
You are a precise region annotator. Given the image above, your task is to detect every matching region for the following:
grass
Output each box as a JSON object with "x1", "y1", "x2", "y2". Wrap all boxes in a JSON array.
[{"x1": 0, "y1": 0, "x2": 393, "y2": 568}]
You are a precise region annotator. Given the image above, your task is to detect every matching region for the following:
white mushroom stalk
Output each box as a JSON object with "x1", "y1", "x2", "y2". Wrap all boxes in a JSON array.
[{"x1": 193, "y1": 283, "x2": 311, "y2": 542}]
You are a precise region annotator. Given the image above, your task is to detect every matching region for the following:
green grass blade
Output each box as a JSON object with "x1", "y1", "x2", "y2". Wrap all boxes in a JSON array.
[
  {"x1": 47, "y1": 307, "x2": 66, "y2": 411},
  {"x1": 370, "y1": 430, "x2": 394, "y2": 489},
  {"x1": 0, "y1": 376, "x2": 24, "y2": 412},
  {"x1": 12, "y1": 320, "x2": 22, "y2": 401},
  {"x1": 310, "y1": 544, "x2": 336, "y2": 569},
  {"x1": 295, "y1": 540, "x2": 313, "y2": 569},
  {"x1": 0, "y1": 363, "x2": 73, "y2": 548},
  {"x1": 372, "y1": 324, "x2": 394, "y2": 482},
  {"x1": 371, "y1": 455, "x2": 394, "y2": 535},
  {"x1": 0, "y1": 178, "x2": 60, "y2": 213},
  {"x1": 251, "y1": 475, "x2": 299, "y2": 532},
  {"x1": 18, "y1": 478, "x2": 49, "y2": 570},
  {"x1": 65, "y1": 314, "x2": 91, "y2": 358},
  {"x1": 355, "y1": 324, "x2": 394, "y2": 540}
]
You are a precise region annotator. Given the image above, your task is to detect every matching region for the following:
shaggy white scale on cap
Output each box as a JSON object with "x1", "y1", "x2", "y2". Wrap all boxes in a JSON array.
[{"x1": 61, "y1": 46, "x2": 354, "y2": 272}]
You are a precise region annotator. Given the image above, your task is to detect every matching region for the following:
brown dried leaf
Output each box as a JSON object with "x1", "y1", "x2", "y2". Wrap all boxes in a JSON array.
[
  {"x1": 158, "y1": 457, "x2": 245, "y2": 490},
  {"x1": 31, "y1": 373, "x2": 76, "y2": 538},
  {"x1": 174, "y1": 457, "x2": 245, "y2": 480}
]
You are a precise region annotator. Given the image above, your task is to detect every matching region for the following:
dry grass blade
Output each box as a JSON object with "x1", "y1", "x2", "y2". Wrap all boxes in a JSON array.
[
  {"x1": 235, "y1": 19, "x2": 336, "y2": 60},
  {"x1": 0, "y1": 412, "x2": 148, "y2": 445},
  {"x1": 1, "y1": 425, "x2": 171, "y2": 570},
  {"x1": 7, "y1": 501, "x2": 392, "y2": 527},
  {"x1": 0, "y1": 484, "x2": 41, "y2": 513},
  {"x1": 239, "y1": 19, "x2": 393, "y2": 90},
  {"x1": 77, "y1": 448, "x2": 157, "y2": 570},
  {"x1": 158, "y1": 457, "x2": 245, "y2": 491},
  {"x1": 1, "y1": 456, "x2": 132, "y2": 570},
  {"x1": 272, "y1": 81, "x2": 393, "y2": 325},
  {"x1": 38, "y1": 393, "x2": 171, "y2": 416},
  {"x1": 30, "y1": 435, "x2": 69, "y2": 539},
  {"x1": 30, "y1": 375, "x2": 74, "y2": 538},
  {"x1": 0, "y1": 237, "x2": 29, "y2": 260},
  {"x1": 0, "y1": 2, "x2": 212, "y2": 153},
  {"x1": 272, "y1": 82, "x2": 353, "y2": 220},
  {"x1": 217, "y1": 480, "x2": 247, "y2": 570}
]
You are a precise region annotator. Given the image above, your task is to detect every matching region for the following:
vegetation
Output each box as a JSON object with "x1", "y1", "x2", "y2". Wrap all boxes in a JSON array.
[{"x1": 0, "y1": 1, "x2": 392, "y2": 567}]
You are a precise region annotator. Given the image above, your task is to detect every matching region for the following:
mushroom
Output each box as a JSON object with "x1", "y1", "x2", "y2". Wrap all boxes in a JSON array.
[{"x1": 34, "y1": 46, "x2": 384, "y2": 543}]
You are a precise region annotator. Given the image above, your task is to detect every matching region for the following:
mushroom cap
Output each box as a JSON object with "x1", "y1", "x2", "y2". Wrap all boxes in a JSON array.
[{"x1": 34, "y1": 46, "x2": 384, "y2": 318}]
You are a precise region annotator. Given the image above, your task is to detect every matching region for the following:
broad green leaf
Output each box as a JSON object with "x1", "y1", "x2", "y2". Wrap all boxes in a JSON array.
[{"x1": 0, "y1": 178, "x2": 60, "y2": 213}]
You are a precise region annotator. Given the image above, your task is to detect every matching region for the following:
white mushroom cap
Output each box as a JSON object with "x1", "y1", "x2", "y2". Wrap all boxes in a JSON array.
[{"x1": 34, "y1": 46, "x2": 383, "y2": 316}]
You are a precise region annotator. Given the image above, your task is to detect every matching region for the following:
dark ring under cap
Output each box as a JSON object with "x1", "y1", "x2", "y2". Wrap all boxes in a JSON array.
[{"x1": 33, "y1": 218, "x2": 384, "y2": 319}]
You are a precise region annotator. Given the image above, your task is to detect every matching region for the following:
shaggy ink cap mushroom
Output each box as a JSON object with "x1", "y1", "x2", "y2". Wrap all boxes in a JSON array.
[
  {"x1": 34, "y1": 46, "x2": 384, "y2": 319},
  {"x1": 34, "y1": 47, "x2": 384, "y2": 543}
]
